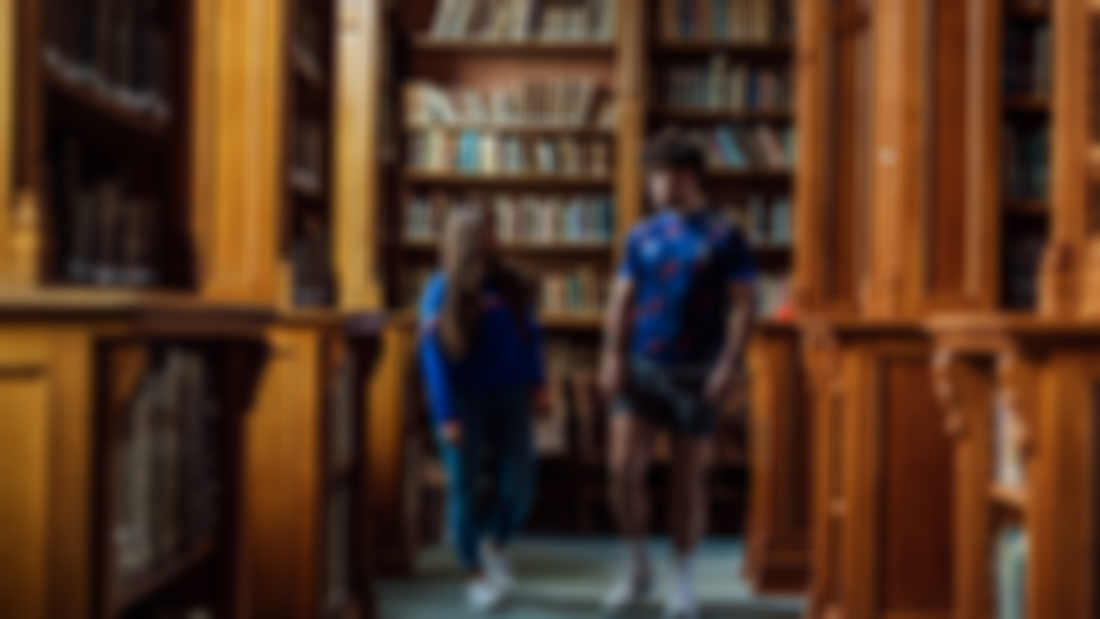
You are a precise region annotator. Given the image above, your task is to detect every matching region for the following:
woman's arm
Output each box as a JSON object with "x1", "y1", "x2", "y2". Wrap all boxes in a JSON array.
[{"x1": 418, "y1": 275, "x2": 456, "y2": 426}]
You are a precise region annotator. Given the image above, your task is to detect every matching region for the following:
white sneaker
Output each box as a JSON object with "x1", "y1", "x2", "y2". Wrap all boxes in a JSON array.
[
  {"x1": 603, "y1": 567, "x2": 653, "y2": 614},
  {"x1": 664, "y1": 581, "x2": 701, "y2": 619},
  {"x1": 467, "y1": 578, "x2": 505, "y2": 612},
  {"x1": 482, "y1": 547, "x2": 515, "y2": 591}
]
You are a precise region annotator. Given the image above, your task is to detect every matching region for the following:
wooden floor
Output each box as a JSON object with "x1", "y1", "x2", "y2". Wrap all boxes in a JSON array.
[{"x1": 376, "y1": 537, "x2": 805, "y2": 618}]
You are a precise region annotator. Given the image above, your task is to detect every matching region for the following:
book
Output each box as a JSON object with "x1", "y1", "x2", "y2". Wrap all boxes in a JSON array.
[
  {"x1": 407, "y1": 130, "x2": 612, "y2": 178},
  {"x1": 995, "y1": 527, "x2": 1028, "y2": 619},
  {"x1": 114, "y1": 347, "x2": 222, "y2": 584},
  {"x1": 663, "y1": 0, "x2": 793, "y2": 42},
  {"x1": 426, "y1": 0, "x2": 615, "y2": 42},
  {"x1": 406, "y1": 78, "x2": 606, "y2": 129},
  {"x1": 404, "y1": 191, "x2": 614, "y2": 247},
  {"x1": 659, "y1": 58, "x2": 793, "y2": 112}
]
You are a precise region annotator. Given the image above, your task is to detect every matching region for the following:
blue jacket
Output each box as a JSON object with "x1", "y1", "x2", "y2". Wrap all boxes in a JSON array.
[{"x1": 418, "y1": 273, "x2": 546, "y2": 425}]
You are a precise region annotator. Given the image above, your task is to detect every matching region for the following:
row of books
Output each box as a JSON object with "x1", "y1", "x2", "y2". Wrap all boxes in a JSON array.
[
  {"x1": 993, "y1": 393, "x2": 1027, "y2": 488},
  {"x1": 1002, "y1": 228, "x2": 1046, "y2": 310},
  {"x1": 114, "y1": 347, "x2": 221, "y2": 584},
  {"x1": 722, "y1": 194, "x2": 793, "y2": 248},
  {"x1": 43, "y1": 0, "x2": 174, "y2": 120},
  {"x1": 660, "y1": 0, "x2": 794, "y2": 43},
  {"x1": 659, "y1": 59, "x2": 793, "y2": 112},
  {"x1": 406, "y1": 79, "x2": 611, "y2": 129},
  {"x1": 755, "y1": 274, "x2": 791, "y2": 319},
  {"x1": 1003, "y1": 20, "x2": 1052, "y2": 99},
  {"x1": 325, "y1": 484, "x2": 354, "y2": 611},
  {"x1": 404, "y1": 192, "x2": 616, "y2": 246},
  {"x1": 995, "y1": 527, "x2": 1028, "y2": 619},
  {"x1": 683, "y1": 124, "x2": 796, "y2": 171},
  {"x1": 1003, "y1": 124, "x2": 1050, "y2": 201},
  {"x1": 428, "y1": 0, "x2": 616, "y2": 42},
  {"x1": 326, "y1": 357, "x2": 359, "y2": 474},
  {"x1": 151, "y1": 607, "x2": 214, "y2": 619},
  {"x1": 291, "y1": 117, "x2": 328, "y2": 194},
  {"x1": 51, "y1": 140, "x2": 161, "y2": 287},
  {"x1": 541, "y1": 269, "x2": 608, "y2": 316},
  {"x1": 289, "y1": 219, "x2": 336, "y2": 307},
  {"x1": 294, "y1": 0, "x2": 328, "y2": 80},
  {"x1": 407, "y1": 131, "x2": 612, "y2": 177}
]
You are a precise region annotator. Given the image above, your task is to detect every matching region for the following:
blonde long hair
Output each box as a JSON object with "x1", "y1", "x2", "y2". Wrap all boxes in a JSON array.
[{"x1": 438, "y1": 205, "x2": 532, "y2": 359}]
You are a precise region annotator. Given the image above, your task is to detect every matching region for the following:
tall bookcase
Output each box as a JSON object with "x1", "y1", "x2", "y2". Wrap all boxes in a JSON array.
[
  {"x1": 6, "y1": 0, "x2": 199, "y2": 289},
  {"x1": 282, "y1": 0, "x2": 338, "y2": 308},
  {"x1": 361, "y1": 0, "x2": 799, "y2": 550},
  {"x1": 0, "y1": 1, "x2": 387, "y2": 618}
]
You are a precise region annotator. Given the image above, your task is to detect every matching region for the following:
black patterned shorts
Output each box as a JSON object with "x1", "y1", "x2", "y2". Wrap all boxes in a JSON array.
[{"x1": 614, "y1": 358, "x2": 717, "y2": 437}]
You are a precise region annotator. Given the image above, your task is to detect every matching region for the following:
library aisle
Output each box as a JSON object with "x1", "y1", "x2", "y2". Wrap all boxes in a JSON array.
[{"x1": 377, "y1": 538, "x2": 804, "y2": 619}]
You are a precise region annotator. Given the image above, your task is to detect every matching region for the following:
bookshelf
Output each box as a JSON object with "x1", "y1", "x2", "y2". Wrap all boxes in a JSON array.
[
  {"x1": 928, "y1": 317, "x2": 1100, "y2": 619},
  {"x1": 245, "y1": 316, "x2": 382, "y2": 619},
  {"x1": 646, "y1": 0, "x2": 797, "y2": 321},
  {"x1": 990, "y1": 0, "x2": 1054, "y2": 312},
  {"x1": 4, "y1": 0, "x2": 199, "y2": 290},
  {"x1": 0, "y1": 298, "x2": 270, "y2": 619},
  {"x1": 282, "y1": 0, "x2": 338, "y2": 308}
]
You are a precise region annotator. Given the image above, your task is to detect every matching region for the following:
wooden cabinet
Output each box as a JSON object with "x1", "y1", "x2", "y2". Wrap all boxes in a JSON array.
[
  {"x1": 0, "y1": 294, "x2": 269, "y2": 619},
  {"x1": 930, "y1": 317, "x2": 1100, "y2": 619},
  {"x1": 744, "y1": 323, "x2": 811, "y2": 593},
  {"x1": 802, "y1": 322, "x2": 955, "y2": 619},
  {"x1": 244, "y1": 314, "x2": 382, "y2": 619}
]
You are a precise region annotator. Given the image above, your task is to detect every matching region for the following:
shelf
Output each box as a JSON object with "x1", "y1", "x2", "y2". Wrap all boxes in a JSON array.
[
  {"x1": 990, "y1": 484, "x2": 1028, "y2": 513},
  {"x1": 655, "y1": 39, "x2": 794, "y2": 55},
  {"x1": 404, "y1": 171, "x2": 612, "y2": 189},
  {"x1": 540, "y1": 313, "x2": 603, "y2": 330},
  {"x1": 401, "y1": 239, "x2": 613, "y2": 256},
  {"x1": 653, "y1": 108, "x2": 793, "y2": 123},
  {"x1": 114, "y1": 540, "x2": 215, "y2": 613},
  {"x1": 290, "y1": 170, "x2": 325, "y2": 201},
  {"x1": 1004, "y1": 97, "x2": 1051, "y2": 114},
  {"x1": 44, "y1": 63, "x2": 170, "y2": 142},
  {"x1": 1005, "y1": 200, "x2": 1049, "y2": 216},
  {"x1": 292, "y1": 45, "x2": 327, "y2": 91},
  {"x1": 1006, "y1": 4, "x2": 1051, "y2": 20},
  {"x1": 329, "y1": 458, "x2": 358, "y2": 484},
  {"x1": 405, "y1": 123, "x2": 615, "y2": 136},
  {"x1": 411, "y1": 35, "x2": 616, "y2": 56},
  {"x1": 704, "y1": 169, "x2": 793, "y2": 182}
]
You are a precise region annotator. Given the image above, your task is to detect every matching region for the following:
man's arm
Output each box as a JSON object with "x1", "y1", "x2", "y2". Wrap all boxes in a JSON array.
[
  {"x1": 599, "y1": 277, "x2": 635, "y2": 397},
  {"x1": 716, "y1": 282, "x2": 754, "y2": 371}
]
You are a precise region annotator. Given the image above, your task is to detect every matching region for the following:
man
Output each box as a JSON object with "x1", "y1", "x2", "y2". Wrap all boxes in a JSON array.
[{"x1": 600, "y1": 131, "x2": 756, "y2": 618}]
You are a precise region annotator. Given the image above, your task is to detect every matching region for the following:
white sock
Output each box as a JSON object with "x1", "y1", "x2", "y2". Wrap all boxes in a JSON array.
[
  {"x1": 674, "y1": 553, "x2": 695, "y2": 596},
  {"x1": 628, "y1": 542, "x2": 651, "y2": 577}
]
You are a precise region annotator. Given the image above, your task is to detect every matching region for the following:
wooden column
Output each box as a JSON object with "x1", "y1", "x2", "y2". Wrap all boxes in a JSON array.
[
  {"x1": 335, "y1": 0, "x2": 387, "y2": 312},
  {"x1": 367, "y1": 319, "x2": 417, "y2": 577},
  {"x1": 744, "y1": 325, "x2": 812, "y2": 593},
  {"x1": 196, "y1": 0, "x2": 283, "y2": 303}
]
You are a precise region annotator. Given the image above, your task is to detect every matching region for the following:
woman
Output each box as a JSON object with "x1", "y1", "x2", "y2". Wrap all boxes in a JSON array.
[{"x1": 418, "y1": 205, "x2": 545, "y2": 611}]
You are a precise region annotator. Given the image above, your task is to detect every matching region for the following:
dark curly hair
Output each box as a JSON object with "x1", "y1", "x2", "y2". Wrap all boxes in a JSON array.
[{"x1": 642, "y1": 129, "x2": 706, "y2": 179}]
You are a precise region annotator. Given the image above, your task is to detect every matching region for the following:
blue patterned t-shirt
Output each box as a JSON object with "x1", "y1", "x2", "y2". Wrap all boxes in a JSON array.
[{"x1": 618, "y1": 210, "x2": 757, "y2": 366}]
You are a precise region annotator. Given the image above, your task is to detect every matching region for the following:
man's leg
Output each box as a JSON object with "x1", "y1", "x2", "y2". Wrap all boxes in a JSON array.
[
  {"x1": 605, "y1": 412, "x2": 656, "y2": 608},
  {"x1": 667, "y1": 436, "x2": 715, "y2": 616}
]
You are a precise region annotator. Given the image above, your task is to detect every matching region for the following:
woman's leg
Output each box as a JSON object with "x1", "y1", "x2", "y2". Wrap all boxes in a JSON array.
[
  {"x1": 437, "y1": 401, "x2": 486, "y2": 574},
  {"x1": 485, "y1": 392, "x2": 536, "y2": 549}
]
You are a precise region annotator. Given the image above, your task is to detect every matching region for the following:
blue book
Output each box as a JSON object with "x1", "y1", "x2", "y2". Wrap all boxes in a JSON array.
[
  {"x1": 995, "y1": 528, "x2": 1027, "y2": 619},
  {"x1": 715, "y1": 128, "x2": 747, "y2": 168}
]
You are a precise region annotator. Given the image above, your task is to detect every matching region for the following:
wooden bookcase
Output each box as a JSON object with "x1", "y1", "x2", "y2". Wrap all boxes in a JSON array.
[
  {"x1": 929, "y1": 317, "x2": 1100, "y2": 619},
  {"x1": 4, "y1": 0, "x2": 202, "y2": 290},
  {"x1": 359, "y1": 0, "x2": 799, "y2": 556},
  {"x1": 280, "y1": 0, "x2": 338, "y2": 308},
  {"x1": 743, "y1": 322, "x2": 811, "y2": 593},
  {"x1": 244, "y1": 315, "x2": 382, "y2": 619},
  {"x1": 0, "y1": 294, "x2": 269, "y2": 619}
]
